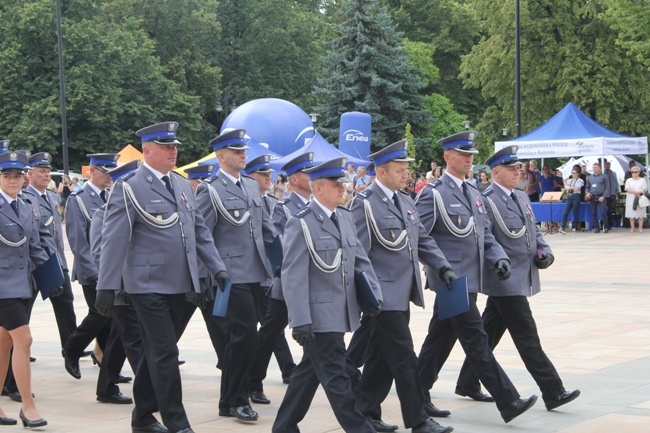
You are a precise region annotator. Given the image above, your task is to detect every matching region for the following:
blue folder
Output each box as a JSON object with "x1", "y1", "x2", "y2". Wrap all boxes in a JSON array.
[
  {"x1": 212, "y1": 280, "x2": 232, "y2": 317},
  {"x1": 355, "y1": 270, "x2": 381, "y2": 315},
  {"x1": 266, "y1": 234, "x2": 283, "y2": 276},
  {"x1": 435, "y1": 275, "x2": 469, "y2": 320},
  {"x1": 32, "y1": 252, "x2": 65, "y2": 300}
]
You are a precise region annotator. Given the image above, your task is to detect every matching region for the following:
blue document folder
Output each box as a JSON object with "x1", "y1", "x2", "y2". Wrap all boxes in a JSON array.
[
  {"x1": 355, "y1": 270, "x2": 381, "y2": 315},
  {"x1": 212, "y1": 280, "x2": 232, "y2": 317},
  {"x1": 266, "y1": 234, "x2": 283, "y2": 276},
  {"x1": 32, "y1": 252, "x2": 65, "y2": 300},
  {"x1": 435, "y1": 275, "x2": 469, "y2": 320}
]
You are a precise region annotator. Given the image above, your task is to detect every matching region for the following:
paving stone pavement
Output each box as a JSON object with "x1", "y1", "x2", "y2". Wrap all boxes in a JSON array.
[{"x1": 4, "y1": 226, "x2": 649, "y2": 432}]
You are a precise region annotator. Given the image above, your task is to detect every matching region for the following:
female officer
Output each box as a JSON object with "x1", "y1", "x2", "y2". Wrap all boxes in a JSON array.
[{"x1": 0, "y1": 151, "x2": 48, "y2": 428}]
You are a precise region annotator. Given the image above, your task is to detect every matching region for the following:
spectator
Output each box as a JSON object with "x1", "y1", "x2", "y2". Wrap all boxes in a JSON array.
[
  {"x1": 585, "y1": 162, "x2": 610, "y2": 233},
  {"x1": 559, "y1": 169, "x2": 584, "y2": 233},
  {"x1": 425, "y1": 161, "x2": 438, "y2": 179},
  {"x1": 57, "y1": 174, "x2": 73, "y2": 217},
  {"x1": 624, "y1": 160, "x2": 645, "y2": 182},
  {"x1": 554, "y1": 170, "x2": 564, "y2": 191},
  {"x1": 539, "y1": 166, "x2": 558, "y2": 197},
  {"x1": 465, "y1": 171, "x2": 477, "y2": 188},
  {"x1": 624, "y1": 167, "x2": 647, "y2": 232},
  {"x1": 477, "y1": 171, "x2": 491, "y2": 193},
  {"x1": 517, "y1": 167, "x2": 528, "y2": 191},
  {"x1": 273, "y1": 173, "x2": 287, "y2": 200},
  {"x1": 354, "y1": 166, "x2": 371, "y2": 194},
  {"x1": 523, "y1": 163, "x2": 540, "y2": 202},
  {"x1": 432, "y1": 166, "x2": 443, "y2": 180},
  {"x1": 415, "y1": 172, "x2": 428, "y2": 194},
  {"x1": 603, "y1": 159, "x2": 619, "y2": 230},
  {"x1": 71, "y1": 177, "x2": 82, "y2": 192}
]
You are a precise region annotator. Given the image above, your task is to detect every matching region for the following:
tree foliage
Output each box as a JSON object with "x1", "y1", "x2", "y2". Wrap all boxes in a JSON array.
[{"x1": 314, "y1": 0, "x2": 429, "y2": 152}]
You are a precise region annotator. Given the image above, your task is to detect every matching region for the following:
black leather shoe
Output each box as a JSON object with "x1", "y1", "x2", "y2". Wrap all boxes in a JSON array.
[
  {"x1": 97, "y1": 392, "x2": 133, "y2": 404},
  {"x1": 455, "y1": 387, "x2": 495, "y2": 402},
  {"x1": 412, "y1": 417, "x2": 454, "y2": 433},
  {"x1": 423, "y1": 401, "x2": 451, "y2": 418},
  {"x1": 0, "y1": 417, "x2": 17, "y2": 425},
  {"x1": 63, "y1": 351, "x2": 81, "y2": 379},
  {"x1": 29, "y1": 356, "x2": 36, "y2": 362},
  {"x1": 500, "y1": 395, "x2": 538, "y2": 423},
  {"x1": 178, "y1": 360, "x2": 186, "y2": 366},
  {"x1": 367, "y1": 416, "x2": 398, "y2": 432},
  {"x1": 117, "y1": 374, "x2": 133, "y2": 383},
  {"x1": 229, "y1": 405, "x2": 258, "y2": 422},
  {"x1": 132, "y1": 420, "x2": 169, "y2": 433},
  {"x1": 8, "y1": 391, "x2": 22, "y2": 402},
  {"x1": 218, "y1": 408, "x2": 231, "y2": 417},
  {"x1": 250, "y1": 390, "x2": 270, "y2": 404},
  {"x1": 80, "y1": 350, "x2": 93, "y2": 358},
  {"x1": 175, "y1": 429, "x2": 195, "y2": 433},
  {"x1": 19, "y1": 409, "x2": 47, "y2": 428},
  {"x1": 545, "y1": 389, "x2": 580, "y2": 411}
]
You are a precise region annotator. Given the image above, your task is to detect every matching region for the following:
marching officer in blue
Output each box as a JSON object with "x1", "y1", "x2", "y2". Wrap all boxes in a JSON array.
[
  {"x1": 455, "y1": 145, "x2": 580, "y2": 411},
  {"x1": 247, "y1": 152, "x2": 314, "y2": 404},
  {"x1": 415, "y1": 131, "x2": 538, "y2": 423},
  {"x1": 194, "y1": 129, "x2": 276, "y2": 422},
  {"x1": 0, "y1": 150, "x2": 49, "y2": 427},
  {"x1": 89, "y1": 160, "x2": 142, "y2": 406},
  {"x1": 272, "y1": 157, "x2": 382, "y2": 433},
  {"x1": 349, "y1": 141, "x2": 455, "y2": 433},
  {"x1": 63, "y1": 152, "x2": 119, "y2": 379},
  {"x1": 95, "y1": 122, "x2": 228, "y2": 433},
  {"x1": 23, "y1": 152, "x2": 77, "y2": 349}
]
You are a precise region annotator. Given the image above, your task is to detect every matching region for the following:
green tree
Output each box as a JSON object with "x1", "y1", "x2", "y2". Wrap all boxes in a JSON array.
[
  {"x1": 603, "y1": 0, "x2": 650, "y2": 70},
  {"x1": 314, "y1": 0, "x2": 429, "y2": 152}
]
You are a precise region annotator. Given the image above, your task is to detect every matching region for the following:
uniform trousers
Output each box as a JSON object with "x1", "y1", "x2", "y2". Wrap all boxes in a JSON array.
[
  {"x1": 64, "y1": 283, "x2": 110, "y2": 358},
  {"x1": 358, "y1": 311, "x2": 428, "y2": 428},
  {"x1": 417, "y1": 293, "x2": 519, "y2": 411},
  {"x1": 29, "y1": 270, "x2": 76, "y2": 349},
  {"x1": 456, "y1": 296, "x2": 565, "y2": 402},
  {"x1": 97, "y1": 304, "x2": 142, "y2": 398},
  {"x1": 347, "y1": 314, "x2": 372, "y2": 368},
  {"x1": 248, "y1": 297, "x2": 296, "y2": 392},
  {"x1": 130, "y1": 293, "x2": 189, "y2": 432},
  {"x1": 179, "y1": 301, "x2": 228, "y2": 369},
  {"x1": 271, "y1": 332, "x2": 375, "y2": 433},
  {"x1": 219, "y1": 283, "x2": 261, "y2": 410}
]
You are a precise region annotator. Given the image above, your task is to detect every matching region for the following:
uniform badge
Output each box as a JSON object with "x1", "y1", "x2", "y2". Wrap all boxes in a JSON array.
[
  {"x1": 407, "y1": 209, "x2": 415, "y2": 221},
  {"x1": 146, "y1": 175, "x2": 153, "y2": 182},
  {"x1": 390, "y1": 230, "x2": 396, "y2": 240},
  {"x1": 181, "y1": 192, "x2": 189, "y2": 210},
  {"x1": 234, "y1": 210, "x2": 240, "y2": 218},
  {"x1": 457, "y1": 215, "x2": 462, "y2": 225},
  {"x1": 382, "y1": 196, "x2": 387, "y2": 202},
  {"x1": 9, "y1": 152, "x2": 17, "y2": 161},
  {"x1": 156, "y1": 215, "x2": 163, "y2": 220}
]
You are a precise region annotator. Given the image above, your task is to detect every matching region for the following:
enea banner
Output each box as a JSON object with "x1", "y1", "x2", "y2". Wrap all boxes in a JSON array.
[
  {"x1": 339, "y1": 111, "x2": 371, "y2": 160},
  {"x1": 495, "y1": 136, "x2": 648, "y2": 158}
]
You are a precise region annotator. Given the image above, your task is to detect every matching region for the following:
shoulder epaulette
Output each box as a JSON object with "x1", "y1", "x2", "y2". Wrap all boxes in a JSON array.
[
  {"x1": 241, "y1": 174, "x2": 254, "y2": 180},
  {"x1": 482, "y1": 189, "x2": 494, "y2": 197},
  {"x1": 204, "y1": 174, "x2": 218, "y2": 184},
  {"x1": 267, "y1": 194, "x2": 279, "y2": 202},
  {"x1": 429, "y1": 179, "x2": 442, "y2": 188},
  {"x1": 117, "y1": 171, "x2": 137, "y2": 182},
  {"x1": 358, "y1": 189, "x2": 373, "y2": 199},
  {"x1": 397, "y1": 189, "x2": 409, "y2": 196},
  {"x1": 336, "y1": 205, "x2": 350, "y2": 212},
  {"x1": 296, "y1": 207, "x2": 312, "y2": 218},
  {"x1": 281, "y1": 197, "x2": 291, "y2": 205},
  {"x1": 70, "y1": 189, "x2": 84, "y2": 196},
  {"x1": 465, "y1": 181, "x2": 477, "y2": 190}
]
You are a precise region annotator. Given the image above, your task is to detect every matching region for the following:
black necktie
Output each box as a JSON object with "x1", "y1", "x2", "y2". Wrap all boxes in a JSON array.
[
  {"x1": 461, "y1": 182, "x2": 471, "y2": 205},
  {"x1": 330, "y1": 212, "x2": 339, "y2": 231},
  {"x1": 10, "y1": 200, "x2": 19, "y2": 217},
  {"x1": 99, "y1": 190, "x2": 107, "y2": 203},
  {"x1": 510, "y1": 192, "x2": 523, "y2": 215},
  {"x1": 162, "y1": 175, "x2": 174, "y2": 197},
  {"x1": 392, "y1": 193, "x2": 401, "y2": 213},
  {"x1": 263, "y1": 195, "x2": 270, "y2": 214}
]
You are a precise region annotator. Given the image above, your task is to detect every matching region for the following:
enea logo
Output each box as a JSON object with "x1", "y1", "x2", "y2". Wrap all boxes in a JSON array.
[{"x1": 343, "y1": 129, "x2": 369, "y2": 142}]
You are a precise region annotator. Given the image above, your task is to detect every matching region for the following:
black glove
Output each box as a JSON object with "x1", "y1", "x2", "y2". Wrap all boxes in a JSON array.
[
  {"x1": 367, "y1": 300, "x2": 383, "y2": 317},
  {"x1": 495, "y1": 259, "x2": 512, "y2": 280},
  {"x1": 291, "y1": 324, "x2": 315, "y2": 346},
  {"x1": 214, "y1": 270, "x2": 230, "y2": 292},
  {"x1": 95, "y1": 290, "x2": 115, "y2": 317},
  {"x1": 50, "y1": 286, "x2": 64, "y2": 298},
  {"x1": 534, "y1": 253, "x2": 554, "y2": 269},
  {"x1": 439, "y1": 267, "x2": 458, "y2": 290},
  {"x1": 193, "y1": 279, "x2": 214, "y2": 310}
]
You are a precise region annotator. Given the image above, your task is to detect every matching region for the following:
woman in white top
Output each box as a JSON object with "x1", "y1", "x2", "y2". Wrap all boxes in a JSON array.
[
  {"x1": 624, "y1": 167, "x2": 647, "y2": 232},
  {"x1": 559, "y1": 168, "x2": 585, "y2": 233}
]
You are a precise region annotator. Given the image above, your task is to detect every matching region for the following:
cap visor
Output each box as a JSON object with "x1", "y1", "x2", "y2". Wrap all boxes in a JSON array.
[
  {"x1": 153, "y1": 138, "x2": 182, "y2": 145},
  {"x1": 393, "y1": 156, "x2": 415, "y2": 162},
  {"x1": 225, "y1": 144, "x2": 250, "y2": 150},
  {"x1": 452, "y1": 148, "x2": 479, "y2": 154}
]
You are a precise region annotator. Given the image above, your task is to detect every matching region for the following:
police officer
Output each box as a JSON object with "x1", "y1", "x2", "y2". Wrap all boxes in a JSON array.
[
  {"x1": 63, "y1": 153, "x2": 119, "y2": 379},
  {"x1": 23, "y1": 152, "x2": 77, "y2": 349},
  {"x1": 245, "y1": 154, "x2": 298, "y2": 404},
  {"x1": 95, "y1": 122, "x2": 228, "y2": 433},
  {"x1": 177, "y1": 163, "x2": 229, "y2": 368},
  {"x1": 349, "y1": 141, "x2": 455, "y2": 433},
  {"x1": 415, "y1": 131, "x2": 537, "y2": 424},
  {"x1": 585, "y1": 161, "x2": 610, "y2": 232},
  {"x1": 90, "y1": 160, "x2": 142, "y2": 406},
  {"x1": 194, "y1": 129, "x2": 276, "y2": 422},
  {"x1": 455, "y1": 145, "x2": 581, "y2": 411},
  {"x1": 272, "y1": 157, "x2": 381, "y2": 433},
  {"x1": 0, "y1": 150, "x2": 49, "y2": 427}
]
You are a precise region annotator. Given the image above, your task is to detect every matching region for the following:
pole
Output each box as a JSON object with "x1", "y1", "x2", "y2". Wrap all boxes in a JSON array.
[
  {"x1": 514, "y1": 0, "x2": 521, "y2": 138},
  {"x1": 55, "y1": 0, "x2": 69, "y2": 174}
]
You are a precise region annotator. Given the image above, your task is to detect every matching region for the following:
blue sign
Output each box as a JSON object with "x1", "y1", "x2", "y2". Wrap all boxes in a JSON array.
[{"x1": 338, "y1": 112, "x2": 371, "y2": 160}]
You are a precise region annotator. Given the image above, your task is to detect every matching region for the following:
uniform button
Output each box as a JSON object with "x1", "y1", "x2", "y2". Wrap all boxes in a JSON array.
[{"x1": 20, "y1": 266, "x2": 24, "y2": 269}]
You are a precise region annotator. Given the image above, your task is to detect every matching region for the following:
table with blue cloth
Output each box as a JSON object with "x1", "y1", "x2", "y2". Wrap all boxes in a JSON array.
[{"x1": 530, "y1": 202, "x2": 620, "y2": 229}]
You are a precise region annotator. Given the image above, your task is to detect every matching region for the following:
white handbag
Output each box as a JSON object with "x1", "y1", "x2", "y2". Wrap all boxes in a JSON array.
[{"x1": 638, "y1": 194, "x2": 650, "y2": 208}]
